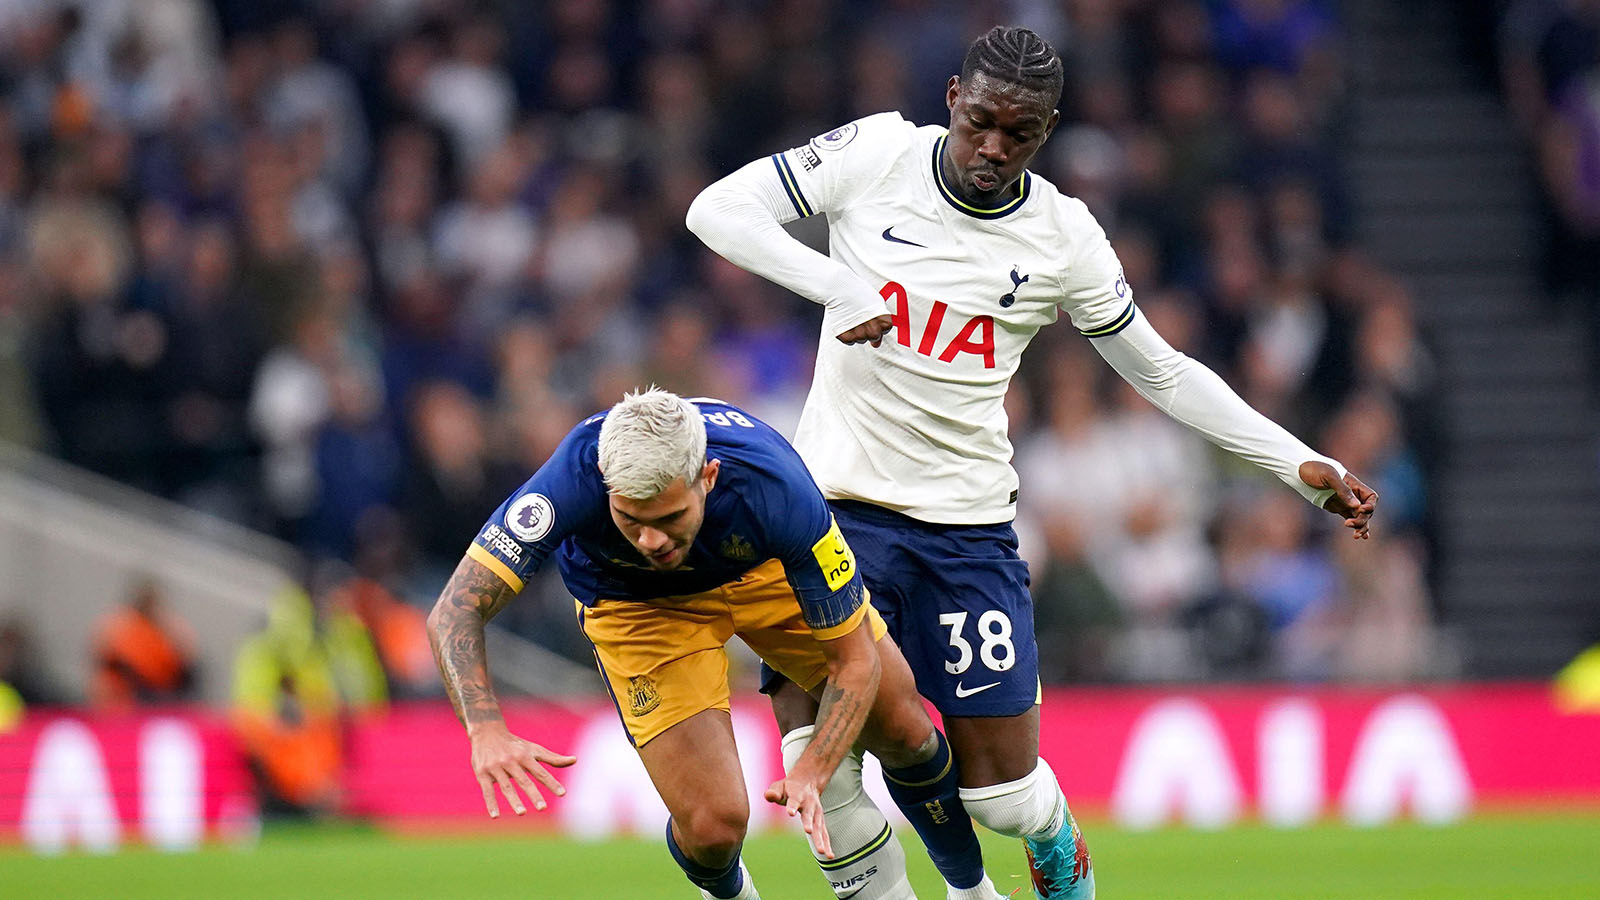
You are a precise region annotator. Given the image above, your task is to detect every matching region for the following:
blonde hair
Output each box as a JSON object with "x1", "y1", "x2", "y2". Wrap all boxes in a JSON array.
[{"x1": 597, "y1": 387, "x2": 707, "y2": 499}]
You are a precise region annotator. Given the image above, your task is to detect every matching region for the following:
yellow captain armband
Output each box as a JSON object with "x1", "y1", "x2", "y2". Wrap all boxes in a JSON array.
[
  {"x1": 467, "y1": 543, "x2": 525, "y2": 593},
  {"x1": 810, "y1": 517, "x2": 858, "y2": 592}
]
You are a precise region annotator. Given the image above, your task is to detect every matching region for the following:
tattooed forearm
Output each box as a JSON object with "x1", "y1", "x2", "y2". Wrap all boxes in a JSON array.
[
  {"x1": 794, "y1": 649, "x2": 880, "y2": 786},
  {"x1": 428, "y1": 555, "x2": 519, "y2": 731}
]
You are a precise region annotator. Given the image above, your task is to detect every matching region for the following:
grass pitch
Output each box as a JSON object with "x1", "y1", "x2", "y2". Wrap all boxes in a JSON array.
[{"x1": 4, "y1": 813, "x2": 1600, "y2": 899}]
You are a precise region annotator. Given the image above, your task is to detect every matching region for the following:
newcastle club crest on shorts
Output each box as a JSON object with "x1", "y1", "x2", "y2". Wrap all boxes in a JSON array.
[{"x1": 627, "y1": 675, "x2": 661, "y2": 717}]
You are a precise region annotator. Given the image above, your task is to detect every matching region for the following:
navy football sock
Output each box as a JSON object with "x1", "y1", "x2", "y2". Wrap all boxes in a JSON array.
[
  {"x1": 881, "y1": 730, "x2": 986, "y2": 890},
  {"x1": 665, "y1": 818, "x2": 746, "y2": 898}
]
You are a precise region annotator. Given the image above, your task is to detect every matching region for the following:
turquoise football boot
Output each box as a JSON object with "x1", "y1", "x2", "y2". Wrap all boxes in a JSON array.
[{"x1": 1022, "y1": 804, "x2": 1094, "y2": 899}]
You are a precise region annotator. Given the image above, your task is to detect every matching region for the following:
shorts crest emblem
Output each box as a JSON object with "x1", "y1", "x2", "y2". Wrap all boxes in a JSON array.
[{"x1": 626, "y1": 675, "x2": 661, "y2": 717}]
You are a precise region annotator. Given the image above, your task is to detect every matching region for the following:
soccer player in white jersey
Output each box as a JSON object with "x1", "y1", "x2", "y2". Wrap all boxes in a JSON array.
[{"x1": 687, "y1": 26, "x2": 1377, "y2": 900}]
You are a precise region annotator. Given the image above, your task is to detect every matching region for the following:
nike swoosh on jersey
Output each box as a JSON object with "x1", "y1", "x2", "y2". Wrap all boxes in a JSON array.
[
  {"x1": 953, "y1": 681, "x2": 1001, "y2": 698},
  {"x1": 881, "y1": 226, "x2": 926, "y2": 247}
]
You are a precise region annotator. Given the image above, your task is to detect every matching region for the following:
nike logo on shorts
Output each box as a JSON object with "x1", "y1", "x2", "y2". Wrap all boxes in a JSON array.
[
  {"x1": 881, "y1": 226, "x2": 926, "y2": 247},
  {"x1": 953, "y1": 681, "x2": 1001, "y2": 698}
]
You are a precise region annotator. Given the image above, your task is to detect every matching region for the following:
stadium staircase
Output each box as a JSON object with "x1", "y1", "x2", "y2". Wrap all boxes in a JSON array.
[{"x1": 1346, "y1": 0, "x2": 1600, "y2": 675}]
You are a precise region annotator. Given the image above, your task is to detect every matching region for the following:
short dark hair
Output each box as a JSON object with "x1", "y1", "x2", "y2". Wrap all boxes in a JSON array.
[{"x1": 960, "y1": 26, "x2": 1063, "y2": 109}]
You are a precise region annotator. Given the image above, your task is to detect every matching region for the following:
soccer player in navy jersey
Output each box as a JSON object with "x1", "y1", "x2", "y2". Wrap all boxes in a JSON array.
[{"x1": 429, "y1": 388, "x2": 974, "y2": 900}]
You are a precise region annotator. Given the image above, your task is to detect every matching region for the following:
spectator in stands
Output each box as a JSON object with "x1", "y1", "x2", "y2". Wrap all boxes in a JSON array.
[
  {"x1": 1223, "y1": 490, "x2": 1343, "y2": 679},
  {"x1": 1318, "y1": 389, "x2": 1433, "y2": 680},
  {"x1": 421, "y1": 15, "x2": 516, "y2": 169},
  {"x1": 0, "y1": 679, "x2": 19, "y2": 731},
  {"x1": 1555, "y1": 639, "x2": 1600, "y2": 712},
  {"x1": 0, "y1": 258, "x2": 48, "y2": 451},
  {"x1": 1538, "y1": 68, "x2": 1600, "y2": 303},
  {"x1": 90, "y1": 578, "x2": 198, "y2": 709},
  {"x1": 161, "y1": 217, "x2": 265, "y2": 515},
  {"x1": 1015, "y1": 349, "x2": 1125, "y2": 681},
  {"x1": 1501, "y1": 1, "x2": 1600, "y2": 366},
  {"x1": 303, "y1": 355, "x2": 400, "y2": 560},
  {"x1": 1, "y1": 616, "x2": 55, "y2": 717},
  {"x1": 231, "y1": 585, "x2": 343, "y2": 816},
  {"x1": 323, "y1": 524, "x2": 439, "y2": 700},
  {"x1": 1211, "y1": 0, "x2": 1338, "y2": 77},
  {"x1": 310, "y1": 564, "x2": 390, "y2": 716},
  {"x1": 401, "y1": 379, "x2": 516, "y2": 577},
  {"x1": 250, "y1": 308, "x2": 339, "y2": 540}
]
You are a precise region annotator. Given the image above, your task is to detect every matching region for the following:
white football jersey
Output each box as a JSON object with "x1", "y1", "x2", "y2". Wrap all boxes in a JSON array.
[{"x1": 767, "y1": 113, "x2": 1134, "y2": 524}]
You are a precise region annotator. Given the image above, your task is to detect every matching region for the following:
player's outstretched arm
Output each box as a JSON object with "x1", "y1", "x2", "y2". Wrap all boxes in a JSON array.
[
  {"x1": 427, "y1": 553, "x2": 576, "y2": 817},
  {"x1": 1088, "y1": 313, "x2": 1377, "y2": 531},
  {"x1": 765, "y1": 620, "x2": 882, "y2": 858}
]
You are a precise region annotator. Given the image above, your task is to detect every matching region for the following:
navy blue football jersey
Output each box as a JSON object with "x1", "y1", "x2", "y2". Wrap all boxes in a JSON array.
[{"x1": 467, "y1": 400, "x2": 864, "y2": 635}]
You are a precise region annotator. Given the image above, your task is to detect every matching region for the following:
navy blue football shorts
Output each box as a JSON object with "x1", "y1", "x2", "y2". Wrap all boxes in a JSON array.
[{"x1": 761, "y1": 499, "x2": 1039, "y2": 717}]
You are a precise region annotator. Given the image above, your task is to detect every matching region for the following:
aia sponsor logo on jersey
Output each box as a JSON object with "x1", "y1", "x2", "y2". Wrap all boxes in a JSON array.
[{"x1": 880, "y1": 281, "x2": 996, "y2": 368}]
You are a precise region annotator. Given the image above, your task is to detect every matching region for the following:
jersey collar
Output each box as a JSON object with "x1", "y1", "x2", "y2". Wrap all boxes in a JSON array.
[{"x1": 931, "y1": 134, "x2": 1032, "y2": 220}]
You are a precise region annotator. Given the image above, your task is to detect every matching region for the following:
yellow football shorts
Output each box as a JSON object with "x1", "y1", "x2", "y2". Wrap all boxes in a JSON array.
[{"x1": 576, "y1": 558, "x2": 887, "y2": 746}]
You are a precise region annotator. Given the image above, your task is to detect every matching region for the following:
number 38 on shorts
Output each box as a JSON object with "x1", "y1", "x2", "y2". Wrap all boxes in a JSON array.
[{"x1": 939, "y1": 610, "x2": 1016, "y2": 673}]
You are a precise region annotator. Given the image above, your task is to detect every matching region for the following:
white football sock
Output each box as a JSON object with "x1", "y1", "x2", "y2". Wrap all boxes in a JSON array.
[
  {"x1": 781, "y1": 727, "x2": 916, "y2": 900},
  {"x1": 958, "y1": 759, "x2": 1066, "y2": 841}
]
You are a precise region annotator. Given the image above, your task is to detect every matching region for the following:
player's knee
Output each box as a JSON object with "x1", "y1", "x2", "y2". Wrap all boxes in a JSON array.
[
  {"x1": 863, "y1": 704, "x2": 937, "y2": 770},
  {"x1": 767, "y1": 676, "x2": 819, "y2": 735},
  {"x1": 677, "y1": 800, "x2": 750, "y2": 864},
  {"x1": 960, "y1": 758, "x2": 1062, "y2": 839}
]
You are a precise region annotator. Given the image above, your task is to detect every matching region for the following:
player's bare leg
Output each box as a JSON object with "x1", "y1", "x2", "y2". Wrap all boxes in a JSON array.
[
  {"x1": 947, "y1": 711, "x2": 1094, "y2": 899},
  {"x1": 637, "y1": 709, "x2": 762, "y2": 900}
]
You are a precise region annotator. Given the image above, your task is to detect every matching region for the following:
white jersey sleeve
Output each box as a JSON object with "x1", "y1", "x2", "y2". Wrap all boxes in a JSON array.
[
  {"x1": 769, "y1": 113, "x2": 915, "y2": 217},
  {"x1": 1088, "y1": 311, "x2": 1346, "y2": 508},
  {"x1": 1057, "y1": 197, "x2": 1137, "y2": 337},
  {"x1": 685, "y1": 114, "x2": 917, "y2": 333}
]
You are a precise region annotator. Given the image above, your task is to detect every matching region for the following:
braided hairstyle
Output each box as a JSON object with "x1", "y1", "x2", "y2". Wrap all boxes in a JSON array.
[{"x1": 960, "y1": 26, "x2": 1064, "y2": 109}]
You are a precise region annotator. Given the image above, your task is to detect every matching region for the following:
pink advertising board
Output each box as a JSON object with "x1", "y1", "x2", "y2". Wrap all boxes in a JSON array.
[{"x1": 4, "y1": 685, "x2": 1598, "y2": 850}]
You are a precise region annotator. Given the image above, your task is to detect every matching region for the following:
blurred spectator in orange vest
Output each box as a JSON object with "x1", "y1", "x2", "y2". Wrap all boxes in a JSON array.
[
  {"x1": 323, "y1": 571, "x2": 436, "y2": 701},
  {"x1": 0, "y1": 617, "x2": 50, "y2": 732},
  {"x1": 90, "y1": 579, "x2": 198, "y2": 709},
  {"x1": 232, "y1": 585, "x2": 343, "y2": 816},
  {"x1": 329, "y1": 512, "x2": 441, "y2": 700}
]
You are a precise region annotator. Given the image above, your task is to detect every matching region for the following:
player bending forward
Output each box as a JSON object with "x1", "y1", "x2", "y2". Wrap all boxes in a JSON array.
[
  {"x1": 428, "y1": 388, "x2": 979, "y2": 900},
  {"x1": 688, "y1": 24, "x2": 1378, "y2": 900}
]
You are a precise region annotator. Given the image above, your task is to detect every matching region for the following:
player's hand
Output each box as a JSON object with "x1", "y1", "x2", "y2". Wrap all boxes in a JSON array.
[
  {"x1": 467, "y1": 721, "x2": 577, "y2": 818},
  {"x1": 1299, "y1": 461, "x2": 1378, "y2": 539},
  {"x1": 765, "y1": 775, "x2": 832, "y2": 859},
  {"x1": 835, "y1": 314, "x2": 895, "y2": 347}
]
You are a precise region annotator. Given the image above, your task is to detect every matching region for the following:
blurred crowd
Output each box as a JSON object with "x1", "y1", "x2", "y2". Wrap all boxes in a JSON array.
[
  {"x1": 1498, "y1": 0, "x2": 1600, "y2": 369},
  {"x1": 0, "y1": 0, "x2": 1436, "y2": 686}
]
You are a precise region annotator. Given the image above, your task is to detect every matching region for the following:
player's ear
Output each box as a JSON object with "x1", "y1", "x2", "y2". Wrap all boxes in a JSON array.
[
  {"x1": 699, "y1": 458, "x2": 720, "y2": 493},
  {"x1": 1045, "y1": 108, "x2": 1061, "y2": 139},
  {"x1": 946, "y1": 75, "x2": 961, "y2": 110}
]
